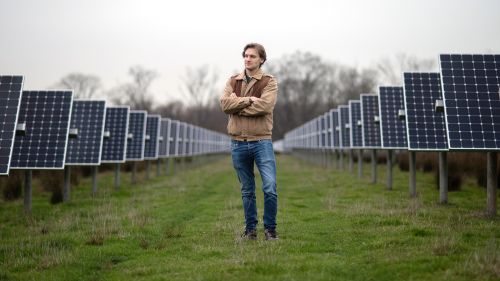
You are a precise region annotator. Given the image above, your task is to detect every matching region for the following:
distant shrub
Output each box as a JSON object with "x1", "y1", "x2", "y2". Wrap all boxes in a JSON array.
[
  {"x1": 398, "y1": 152, "x2": 409, "y2": 171},
  {"x1": 1, "y1": 170, "x2": 23, "y2": 200},
  {"x1": 38, "y1": 171, "x2": 64, "y2": 204}
]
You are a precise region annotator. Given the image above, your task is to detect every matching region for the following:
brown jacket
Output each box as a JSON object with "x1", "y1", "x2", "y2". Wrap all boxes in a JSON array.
[{"x1": 220, "y1": 68, "x2": 278, "y2": 141}]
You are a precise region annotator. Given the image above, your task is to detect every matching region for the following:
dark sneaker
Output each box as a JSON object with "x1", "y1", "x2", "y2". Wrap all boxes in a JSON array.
[
  {"x1": 241, "y1": 229, "x2": 257, "y2": 240},
  {"x1": 264, "y1": 228, "x2": 278, "y2": 240}
]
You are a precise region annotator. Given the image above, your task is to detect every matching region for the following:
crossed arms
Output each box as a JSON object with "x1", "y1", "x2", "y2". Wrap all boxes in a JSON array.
[{"x1": 220, "y1": 78, "x2": 278, "y2": 116}]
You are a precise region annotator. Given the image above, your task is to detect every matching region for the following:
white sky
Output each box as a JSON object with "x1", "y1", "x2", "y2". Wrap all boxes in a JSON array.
[{"x1": 1, "y1": 0, "x2": 499, "y2": 104}]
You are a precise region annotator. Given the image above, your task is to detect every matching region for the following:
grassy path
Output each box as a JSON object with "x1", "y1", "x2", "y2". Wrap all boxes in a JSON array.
[{"x1": 1, "y1": 155, "x2": 499, "y2": 281}]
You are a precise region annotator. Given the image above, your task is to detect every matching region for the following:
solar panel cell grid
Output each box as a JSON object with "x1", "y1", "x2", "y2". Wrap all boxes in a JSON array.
[
  {"x1": 439, "y1": 54, "x2": 500, "y2": 150},
  {"x1": 66, "y1": 100, "x2": 106, "y2": 165},
  {"x1": 379, "y1": 87, "x2": 408, "y2": 149},
  {"x1": 169, "y1": 121, "x2": 178, "y2": 157},
  {"x1": 349, "y1": 100, "x2": 363, "y2": 148},
  {"x1": 11, "y1": 90, "x2": 73, "y2": 169},
  {"x1": 159, "y1": 118, "x2": 170, "y2": 157},
  {"x1": 331, "y1": 110, "x2": 340, "y2": 148},
  {"x1": 101, "y1": 106, "x2": 129, "y2": 163},
  {"x1": 403, "y1": 72, "x2": 448, "y2": 151},
  {"x1": 0, "y1": 75, "x2": 23, "y2": 174},
  {"x1": 339, "y1": 106, "x2": 351, "y2": 148},
  {"x1": 126, "y1": 111, "x2": 146, "y2": 160},
  {"x1": 361, "y1": 94, "x2": 382, "y2": 148},
  {"x1": 144, "y1": 115, "x2": 161, "y2": 159}
]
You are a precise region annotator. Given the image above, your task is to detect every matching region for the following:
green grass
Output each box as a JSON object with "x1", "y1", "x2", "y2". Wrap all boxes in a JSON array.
[{"x1": 1, "y1": 155, "x2": 499, "y2": 281}]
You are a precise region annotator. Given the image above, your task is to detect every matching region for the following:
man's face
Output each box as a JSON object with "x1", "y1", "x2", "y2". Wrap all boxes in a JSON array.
[{"x1": 244, "y1": 48, "x2": 263, "y2": 72}]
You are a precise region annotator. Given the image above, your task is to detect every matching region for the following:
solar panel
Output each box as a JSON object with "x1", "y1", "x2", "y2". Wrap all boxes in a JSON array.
[
  {"x1": 379, "y1": 87, "x2": 408, "y2": 149},
  {"x1": 101, "y1": 106, "x2": 129, "y2": 163},
  {"x1": 192, "y1": 126, "x2": 199, "y2": 155},
  {"x1": 185, "y1": 124, "x2": 192, "y2": 156},
  {"x1": 331, "y1": 109, "x2": 340, "y2": 148},
  {"x1": 339, "y1": 105, "x2": 351, "y2": 148},
  {"x1": 169, "y1": 120, "x2": 179, "y2": 157},
  {"x1": 126, "y1": 110, "x2": 147, "y2": 160},
  {"x1": 349, "y1": 100, "x2": 363, "y2": 148},
  {"x1": 159, "y1": 118, "x2": 171, "y2": 158},
  {"x1": 324, "y1": 112, "x2": 332, "y2": 149},
  {"x1": 361, "y1": 94, "x2": 382, "y2": 148},
  {"x1": 403, "y1": 72, "x2": 448, "y2": 151},
  {"x1": 0, "y1": 75, "x2": 23, "y2": 175},
  {"x1": 11, "y1": 90, "x2": 73, "y2": 169},
  {"x1": 178, "y1": 122, "x2": 185, "y2": 156},
  {"x1": 144, "y1": 115, "x2": 161, "y2": 160},
  {"x1": 65, "y1": 100, "x2": 106, "y2": 165},
  {"x1": 439, "y1": 54, "x2": 500, "y2": 150},
  {"x1": 320, "y1": 116, "x2": 326, "y2": 148}
]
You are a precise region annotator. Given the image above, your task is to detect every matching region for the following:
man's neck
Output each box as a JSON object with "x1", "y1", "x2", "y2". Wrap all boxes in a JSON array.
[{"x1": 245, "y1": 68, "x2": 259, "y2": 77}]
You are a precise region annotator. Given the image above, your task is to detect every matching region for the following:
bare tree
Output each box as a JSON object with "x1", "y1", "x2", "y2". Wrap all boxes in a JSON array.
[
  {"x1": 376, "y1": 53, "x2": 437, "y2": 85},
  {"x1": 109, "y1": 65, "x2": 158, "y2": 111},
  {"x1": 180, "y1": 64, "x2": 220, "y2": 125},
  {"x1": 54, "y1": 73, "x2": 101, "y2": 99}
]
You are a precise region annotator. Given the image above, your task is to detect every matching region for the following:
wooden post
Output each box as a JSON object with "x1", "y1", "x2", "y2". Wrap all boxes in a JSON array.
[
  {"x1": 371, "y1": 149, "x2": 377, "y2": 184},
  {"x1": 115, "y1": 163, "x2": 120, "y2": 190},
  {"x1": 439, "y1": 151, "x2": 448, "y2": 204},
  {"x1": 91, "y1": 166, "x2": 98, "y2": 197},
  {"x1": 387, "y1": 150, "x2": 393, "y2": 190},
  {"x1": 165, "y1": 158, "x2": 170, "y2": 175},
  {"x1": 487, "y1": 152, "x2": 497, "y2": 217},
  {"x1": 24, "y1": 170, "x2": 32, "y2": 214},
  {"x1": 358, "y1": 149, "x2": 363, "y2": 178},
  {"x1": 63, "y1": 166, "x2": 71, "y2": 202},
  {"x1": 339, "y1": 149, "x2": 344, "y2": 170},
  {"x1": 131, "y1": 162, "x2": 137, "y2": 184},
  {"x1": 145, "y1": 161, "x2": 151, "y2": 180},
  {"x1": 409, "y1": 151, "x2": 417, "y2": 198},
  {"x1": 349, "y1": 149, "x2": 354, "y2": 174}
]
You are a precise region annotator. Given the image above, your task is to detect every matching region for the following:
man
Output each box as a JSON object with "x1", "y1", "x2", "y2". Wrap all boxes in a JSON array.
[{"x1": 220, "y1": 43, "x2": 279, "y2": 240}]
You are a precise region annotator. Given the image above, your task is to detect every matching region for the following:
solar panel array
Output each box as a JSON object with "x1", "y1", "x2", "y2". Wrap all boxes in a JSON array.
[
  {"x1": 11, "y1": 90, "x2": 73, "y2": 169},
  {"x1": 379, "y1": 87, "x2": 408, "y2": 149},
  {"x1": 349, "y1": 100, "x2": 363, "y2": 148},
  {"x1": 169, "y1": 120, "x2": 179, "y2": 157},
  {"x1": 144, "y1": 115, "x2": 161, "y2": 159},
  {"x1": 65, "y1": 100, "x2": 106, "y2": 165},
  {"x1": 403, "y1": 72, "x2": 448, "y2": 151},
  {"x1": 159, "y1": 118, "x2": 170, "y2": 157},
  {"x1": 361, "y1": 94, "x2": 382, "y2": 148},
  {"x1": 0, "y1": 76, "x2": 23, "y2": 175},
  {"x1": 184, "y1": 124, "x2": 191, "y2": 156},
  {"x1": 324, "y1": 112, "x2": 332, "y2": 148},
  {"x1": 439, "y1": 54, "x2": 500, "y2": 150},
  {"x1": 178, "y1": 122, "x2": 185, "y2": 156},
  {"x1": 101, "y1": 106, "x2": 129, "y2": 163},
  {"x1": 339, "y1": 106, "x2": 350, "y2": 148},
  {"x1": 331, "y1": 109, "x2": 340, "y2": 148},
  {"x1": 126, "y1": 111, "x2": 147, "y2": 161}
]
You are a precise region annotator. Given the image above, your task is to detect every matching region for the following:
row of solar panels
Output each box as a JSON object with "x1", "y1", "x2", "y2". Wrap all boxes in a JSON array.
[
  {"x1": 284, "y1": 54, "x2": 500, "y2": 152},
  {"x1": 0, "y1": 76, "x2": 230, "y2": 176}
]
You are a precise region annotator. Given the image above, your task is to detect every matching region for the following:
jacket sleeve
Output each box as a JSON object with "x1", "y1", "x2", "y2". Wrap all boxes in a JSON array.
[
  {"x1": 239, "y1": 77, "x2": 278, "y2": 117},
  {"x1": 220, "y1": 77, "x2": 252, "y2": 114}
]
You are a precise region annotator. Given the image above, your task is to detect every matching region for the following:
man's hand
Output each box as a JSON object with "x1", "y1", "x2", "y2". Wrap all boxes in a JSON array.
[{"x1": 230, "y1": 92, "x2": 237, "y2": 98}]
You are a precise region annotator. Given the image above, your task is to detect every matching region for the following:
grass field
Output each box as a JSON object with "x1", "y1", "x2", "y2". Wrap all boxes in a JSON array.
[{"x1": 1, "y1": 155, "x2": 499, "y2": 281}]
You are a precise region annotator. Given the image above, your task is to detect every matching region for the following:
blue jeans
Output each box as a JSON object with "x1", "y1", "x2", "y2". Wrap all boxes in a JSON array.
[{"x1": 231, "y1": 139, "x2": 277, "y2": 231}]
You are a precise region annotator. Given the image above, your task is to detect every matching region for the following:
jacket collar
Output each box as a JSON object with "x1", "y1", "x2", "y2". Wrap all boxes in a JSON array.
[{"x1": 235, "y1": 68, "x2": 264, "y2": 81}]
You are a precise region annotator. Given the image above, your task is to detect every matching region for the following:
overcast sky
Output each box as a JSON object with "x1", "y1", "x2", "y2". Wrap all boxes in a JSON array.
[{"x1": 1, "y1": 0, "x2": 499, "y2": 104}]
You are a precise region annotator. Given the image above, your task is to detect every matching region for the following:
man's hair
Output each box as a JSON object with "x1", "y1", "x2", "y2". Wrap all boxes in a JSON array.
[{"x1": 242, "y1": 43, "x2": 267, "y2": 67}]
